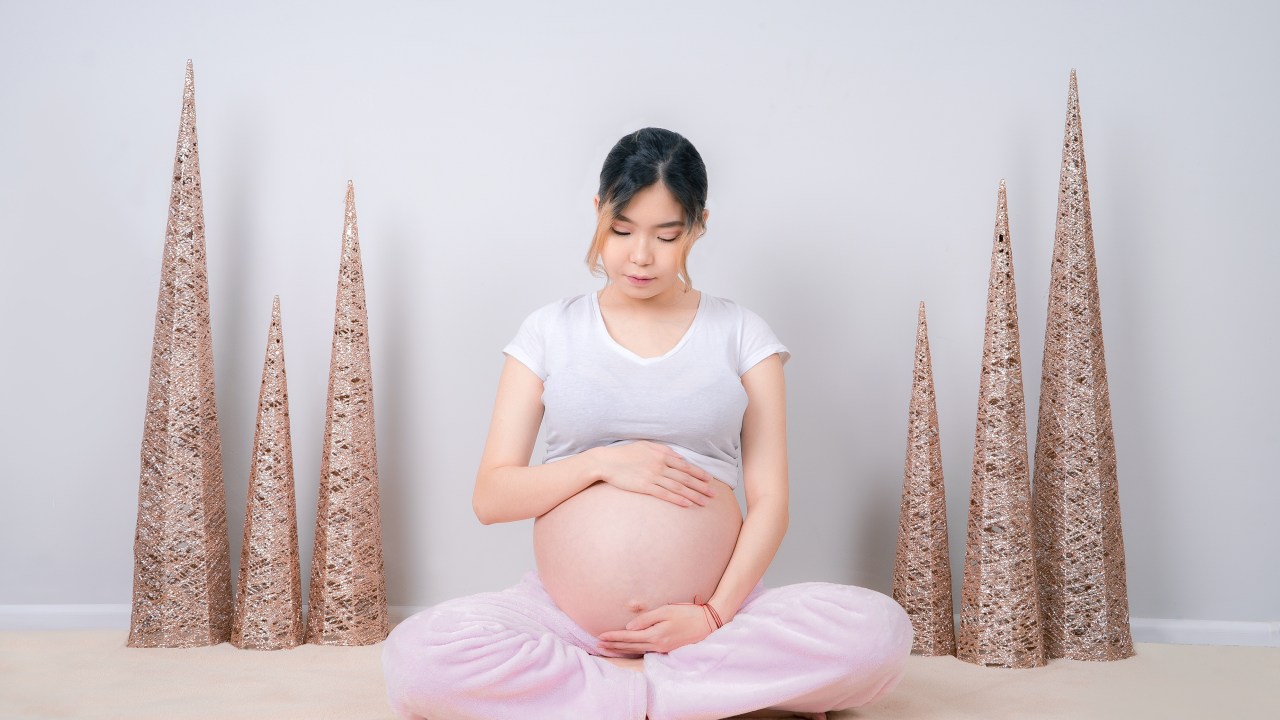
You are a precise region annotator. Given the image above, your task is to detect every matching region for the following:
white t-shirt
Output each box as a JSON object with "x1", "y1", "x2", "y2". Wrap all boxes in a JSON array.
[{"x1": 502, "y1": 291, "x2": 790, "y2": 490}]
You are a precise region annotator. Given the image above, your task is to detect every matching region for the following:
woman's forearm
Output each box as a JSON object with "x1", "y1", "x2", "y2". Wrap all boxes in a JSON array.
[
  {"x1": 473, "y1": 449, "x2": 601, "y2": 525},
  {"x1": 708, "y1": 493, "x2": 788, "y2": 622}
]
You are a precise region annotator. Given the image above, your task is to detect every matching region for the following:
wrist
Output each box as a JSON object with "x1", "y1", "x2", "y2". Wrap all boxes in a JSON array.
[
  {"x1": 703, "y1": 601, "x2": 724, "y2": 630},
  {"x1": 579, "y1": 447, "x2": 605, "y2": 485},
  {"x1": 706, "y1": 597, "x2": 732, "y2": 625}
]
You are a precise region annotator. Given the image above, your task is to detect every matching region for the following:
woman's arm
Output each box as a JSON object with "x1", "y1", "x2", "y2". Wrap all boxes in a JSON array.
[
  {"x1": 707, "y1": 352, "x2": 789, "y2": 622},
  {"x1": 473, "y1": 357, "x2": 719, "y2": 525},
  {"x1": 472, "y1": 357, "x2": 600, "y2": 525}
]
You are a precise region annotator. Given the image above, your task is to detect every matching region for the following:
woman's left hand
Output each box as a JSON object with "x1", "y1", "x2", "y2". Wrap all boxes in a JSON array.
[{"x1": 596, "y1": 603, "x2": 718, "y2": 655}]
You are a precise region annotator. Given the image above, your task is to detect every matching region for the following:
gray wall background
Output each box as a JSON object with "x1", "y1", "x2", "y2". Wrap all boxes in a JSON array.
[{"x1": 2, "y1": 0, "x2": 1277, "y2": 625}]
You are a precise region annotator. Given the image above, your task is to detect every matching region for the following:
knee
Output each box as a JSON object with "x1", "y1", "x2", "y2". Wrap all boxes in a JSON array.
[
  {"x1": 853, "y1": 587, "x2": 913, "y2": 667},
  {"x1": 381, "y1": 609, "x2": 449, "y2": 714},
  {"x1": 805, "y1": 585, "x2": 913, "y2": 681},
  {"x1": 381, "y1": 606, "x2": 505, "y2": 716}
]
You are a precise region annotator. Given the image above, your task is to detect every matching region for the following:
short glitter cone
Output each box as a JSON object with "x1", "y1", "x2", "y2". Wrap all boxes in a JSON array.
[
  {"x1": 893, "y1": 301, "x2": 956, "y2": 656},
  {"x1": 232, "y1": 296, "x2": 305, "y2": 650}
]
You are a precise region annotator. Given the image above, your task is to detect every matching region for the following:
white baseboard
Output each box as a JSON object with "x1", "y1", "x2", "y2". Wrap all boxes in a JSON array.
[
  {"x1": 0, "y1": 604, "x2": 134, "y2": 630},
  {"x1": 0, "y1": 605, "x2": 425, "y2": 631},
  {"x1": 1129, "y1": 617, "x2": 1280, "y2": 647},
  {"x1": 3, "y1": 604, "x2": 1277, "y2": 647}
]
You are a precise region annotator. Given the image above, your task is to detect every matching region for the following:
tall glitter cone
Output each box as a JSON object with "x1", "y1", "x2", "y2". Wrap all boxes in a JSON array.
[
  {"x1": 1031, "y1": 70, "x2": 1134, "y2": 661},
  {"x1": 956, "y1": 181, "x2": 1045, "y2": 668},
  {"x1": 231, "y1": 296, "x2": 304, "y2": 650},
  {"x1": 128, "y1": 60, "x2": 233, "y2": 648},
  {"x1": 892, "y1": 302, "x2": 955, "y2": 656},
  {"x1": 306, "y1": 181, "x2": 389, "y2": 645}
]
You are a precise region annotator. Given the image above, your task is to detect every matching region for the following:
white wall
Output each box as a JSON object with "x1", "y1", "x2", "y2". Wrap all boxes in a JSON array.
[{"x1": 1, "y1": 0, "x2": 1277, "y2": 630}]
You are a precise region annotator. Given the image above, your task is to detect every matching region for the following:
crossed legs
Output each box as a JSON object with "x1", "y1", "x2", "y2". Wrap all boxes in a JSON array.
[{"x1": 381, "y1": 573, "x2": 912, "y2": 720}]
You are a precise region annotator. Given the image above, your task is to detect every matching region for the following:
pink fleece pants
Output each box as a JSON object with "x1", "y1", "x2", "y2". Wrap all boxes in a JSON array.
[{"x1": 381, "y1": 572, "x2": 912, "y2": 720}]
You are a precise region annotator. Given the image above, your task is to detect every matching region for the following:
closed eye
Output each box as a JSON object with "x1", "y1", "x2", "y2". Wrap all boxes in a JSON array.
[{"x1": 612, "y1": 229, "x2": 680, "y2": 242}]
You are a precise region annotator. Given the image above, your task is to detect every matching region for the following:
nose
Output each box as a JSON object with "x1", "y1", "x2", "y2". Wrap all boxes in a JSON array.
[{"x1": 630, "y1": 237, "x2": 653, "y2": 265}]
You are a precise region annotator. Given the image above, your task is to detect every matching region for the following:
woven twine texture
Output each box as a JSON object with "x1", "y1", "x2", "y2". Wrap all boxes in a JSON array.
[
  {"x1": 893, "y1": 302, "x2": 956, "y2": 656},
  {"x1": 129, "y1": 61, "x2": 233, "y2": 648},
  {"x1": 231, "y1": 297, "x2": 305, "y2": 650},
  {"x1": 306, "y1": 183, "x2": 390, "y2": 646},
  {"x1": 957, "y1": 181, "x2": 1045, "y2": 669},
  {"x1": 1030, "y1": 71, "x2": 1134, "y2": 662}
]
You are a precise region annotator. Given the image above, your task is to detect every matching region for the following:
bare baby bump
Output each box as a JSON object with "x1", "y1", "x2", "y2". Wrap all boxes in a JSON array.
[{"x1": 534, "y1": 479, "x2": 742, "y2": 638}]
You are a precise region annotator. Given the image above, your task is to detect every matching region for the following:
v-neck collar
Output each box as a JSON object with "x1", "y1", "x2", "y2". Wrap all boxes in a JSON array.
[{"x1": 591, "y1": 290, "x2": 705, "y2": 364}]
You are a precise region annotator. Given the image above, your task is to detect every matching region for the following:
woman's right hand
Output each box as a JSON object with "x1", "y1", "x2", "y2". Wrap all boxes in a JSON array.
[{"x1": 588, "y1": 441, "x2": 719, "y2": 507}]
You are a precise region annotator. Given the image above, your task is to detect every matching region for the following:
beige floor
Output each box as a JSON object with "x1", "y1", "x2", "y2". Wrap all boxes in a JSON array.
[{"x1": 0, "y1": 630, "x2": 1276, "y2": 719}]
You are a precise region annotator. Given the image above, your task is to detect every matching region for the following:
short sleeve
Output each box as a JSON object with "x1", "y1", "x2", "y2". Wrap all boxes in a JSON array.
[
  {"x1": 738, "y1": 306, "x2": 791, "y2": 376},
  {"x1": 502, "y1": 307, "x2": 547, "y2": 381}
]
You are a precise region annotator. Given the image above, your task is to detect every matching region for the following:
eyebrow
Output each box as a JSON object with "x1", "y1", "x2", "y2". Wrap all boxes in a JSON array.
[{"x1": 616, "y1": 214, "x2": 686, "y2": 229}]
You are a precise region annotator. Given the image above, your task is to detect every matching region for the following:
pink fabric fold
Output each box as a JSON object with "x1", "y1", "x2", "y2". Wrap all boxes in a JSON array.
[{"x1": 381, "y1": 572, "x2": 912, "y2": 720}]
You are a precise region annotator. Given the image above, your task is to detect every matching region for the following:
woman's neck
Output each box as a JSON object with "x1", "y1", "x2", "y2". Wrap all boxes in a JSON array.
[{"x1": 598, "y1": 283, "x2": 699, "y2": 315}]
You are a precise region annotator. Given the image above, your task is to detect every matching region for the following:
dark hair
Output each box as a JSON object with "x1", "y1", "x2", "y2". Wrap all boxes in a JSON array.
[
  {"x1": 598, "y1": 127, "x2": 708, "y2": 223},
  {"x1": 586, "y1": 128, "x2": 709, "y2": 287}
]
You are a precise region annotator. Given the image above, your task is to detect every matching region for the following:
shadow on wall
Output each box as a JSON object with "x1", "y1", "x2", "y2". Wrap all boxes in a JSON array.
[{"x1": 370, "y1": 212, "x2": 427, "y2": 607}]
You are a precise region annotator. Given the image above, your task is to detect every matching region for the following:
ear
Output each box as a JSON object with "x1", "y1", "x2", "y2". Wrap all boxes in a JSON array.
[
  {"x1": 702, "y1": 208, "x2": 710, "y2": 225},
  {"x1": 593, "y1": 194, "x2": 600, "y2": 212}
]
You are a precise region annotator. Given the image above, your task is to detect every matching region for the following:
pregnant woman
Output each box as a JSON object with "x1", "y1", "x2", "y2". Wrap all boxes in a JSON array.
[{"x1": 381, "y1": 128, "x2": 912, "y2": 720}]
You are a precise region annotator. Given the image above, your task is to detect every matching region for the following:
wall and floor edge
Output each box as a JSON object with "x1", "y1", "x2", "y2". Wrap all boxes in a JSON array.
[{"x1": 2, "y1": 605, "x2": 1276, "y2": 648}]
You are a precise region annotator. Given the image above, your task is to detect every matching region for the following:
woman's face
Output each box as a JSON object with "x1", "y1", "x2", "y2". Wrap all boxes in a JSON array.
[{"x1": 596, "y1": 182, "x2": 691, "y2": 302}]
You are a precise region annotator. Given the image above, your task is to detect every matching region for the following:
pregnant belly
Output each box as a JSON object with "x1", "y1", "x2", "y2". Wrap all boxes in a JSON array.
[{"x1": 534, "y1": 479, "x2": 742, "y2": 637}]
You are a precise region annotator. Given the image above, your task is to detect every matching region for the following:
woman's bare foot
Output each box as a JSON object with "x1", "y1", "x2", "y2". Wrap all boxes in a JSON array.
[
  {"x1": 601, "y1": 656, "x2": 644, "y2": 672},
  {"x1": 727, "y1": 707, "x2": 824, "y2": 712},
  {"x1": 597, "y1": 658, "x2": 825, "y2": 719}
]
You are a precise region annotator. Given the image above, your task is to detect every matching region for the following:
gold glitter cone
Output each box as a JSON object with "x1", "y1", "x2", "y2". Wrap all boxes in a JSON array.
[
  {"x1": 231, "y1": 297, "x2": 305, "y2": 650},
  {"x1": 305, "y1": 182, "x2": 389, "y2": 646},
  {"x1": 1031, "y1": 71, "x2": 1134, "y2": 661},
  {"x1": 892, "y1": 302, "x2": 955, "y2": 656},
  {"x1": 128, "y1": 60, "x2": 232, "y2": 648},
  {"x1": 957, "y1": 182, "x2": 1045, "y2": 668}
]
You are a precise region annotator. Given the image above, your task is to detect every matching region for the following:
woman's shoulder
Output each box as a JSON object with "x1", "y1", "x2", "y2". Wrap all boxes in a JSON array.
[
  {"x1": 518, "y1": 292, "x2": 594, "y2": 328},
  {"x1": 504, "y1": 293, "x2": 595, "y2": 378},
  {"x1": 698, "y1": 291, "x2": 790, "y2": 370},
  {"x1": 697, "y1": 292, "x2": 770, "y2": 328}
]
